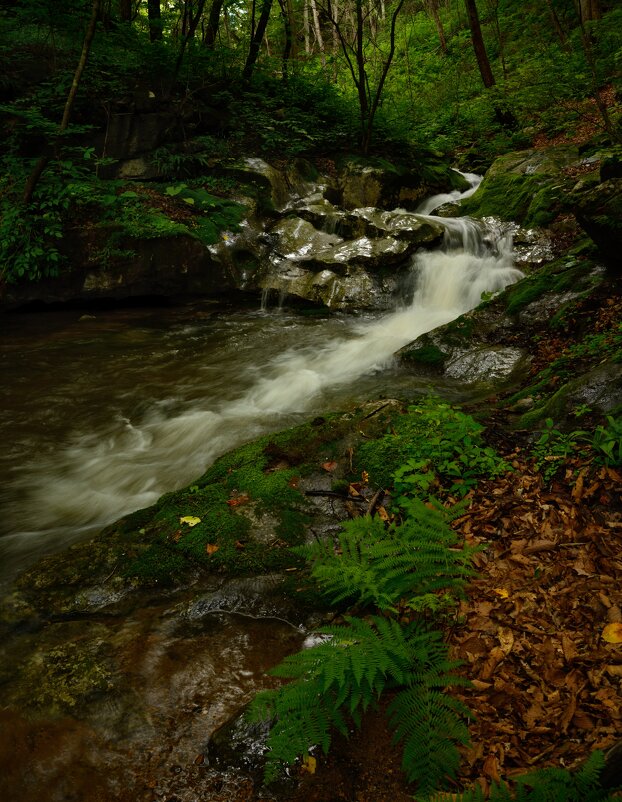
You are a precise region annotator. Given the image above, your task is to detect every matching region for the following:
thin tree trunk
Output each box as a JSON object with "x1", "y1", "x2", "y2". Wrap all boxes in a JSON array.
[
  {"x1": 24, "y1": 0, "x2": 101, "y2": 204},
  {"x1": 545, "y1": 0, "x2": 570, "y2": 49},
  {"x1": 303, "y1": 0, "x2": 310, "y2": 54},
  {"x1": 171, "y1": 0, "x2": 207, "y2": 83},
  {"x1": 464, "y1": 0, "x2": 516, "y2": 129},
  {"x1": 310, "y1": 0, "x2": 326, "y2": 66},
  {"x1": 204, "y1": 0, "x2": 224, "y2": 47},
  {"x1": 427, "y1": 0, "x2": 447, "y2": 54},
  {"x1": 464, "y1": 0, "x2": 494, "y2": 88},
  {"x1": 148, "y1": 0, "x2": 163, "y2": 41},
  {"x1": 277, "y1": 0, "x2": 293, "y2": 79},
  {"x1": 118, "y1": 0, "x2": 131, "y2": 21},
  {"x1": 362, "y1": 0, "x2": 405, "y2": 153},
  {"x1": 242, "y1": 0, "x2": 273, "y2": 80}
]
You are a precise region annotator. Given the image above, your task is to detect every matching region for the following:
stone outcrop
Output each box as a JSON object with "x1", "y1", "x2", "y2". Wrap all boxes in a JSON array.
[{"x1": 460, "y1": 145, "x2": 584, "y2": 228}]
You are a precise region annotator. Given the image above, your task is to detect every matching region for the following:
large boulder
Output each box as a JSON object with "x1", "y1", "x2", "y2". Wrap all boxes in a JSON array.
[
  {"x1": 460, "y1": 145, "x2": 582, "y2": 228},
  {"x1": 571, "y1": 178, "x2": 622, "y2": 266},
  {"x1": 337, "y1": 155, "x2": 469, "y2": 211}
]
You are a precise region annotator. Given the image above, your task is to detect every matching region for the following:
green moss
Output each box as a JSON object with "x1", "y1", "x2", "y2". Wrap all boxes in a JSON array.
[
  {"x1": 504, "y1": 258, "x2": 597, "y2": 316},
  {"x1": 123, "y1": 414, "x2": 357, "y2": 584},
  {"x1": 19, "y1": 639, "x2": 112, "y2": 713},
  {"x1": 460, "y1": 173, "x2": 536, "y2": 223},
  {"x1": 401, "y1": 343, "x2": 447, "y2": 367}
]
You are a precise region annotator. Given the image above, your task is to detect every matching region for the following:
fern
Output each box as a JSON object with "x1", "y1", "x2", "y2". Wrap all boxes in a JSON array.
[
  {"x1": 387, "y1": 632, "x2": 472, "y2": 795},
  {"x1": 247, "y1": 617, "x2": 471, "y2": 789},
  {"x1": 425, "y1": 751, "x2": 620, "y2": 801},
  {"x1": 295, "y1": 501, "x2": 474, "y2": 611}
]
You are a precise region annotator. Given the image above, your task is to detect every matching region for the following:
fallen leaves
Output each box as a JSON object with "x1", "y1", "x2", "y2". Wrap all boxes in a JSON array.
[{"x1": 448, "y1": 453, "x2": 622, "y2": 789}]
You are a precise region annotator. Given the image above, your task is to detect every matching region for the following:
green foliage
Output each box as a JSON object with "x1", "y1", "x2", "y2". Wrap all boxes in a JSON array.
[
  {"x1": 427, "y1": 750, "x2": 619, "y2": 801},
  {"x1": 296, "y1": 503, "x2": 473, "y2": 611},
  {"x1": 532, "y1": 418, "x2": 588, "y2": 482},
  {"x1": 591, "y1": 415, "x2": 622, "y2": 466},
  {"x1": 248, "y1": 617, "x2": 470, "y2": 788},
  {"x1": 356, "y1": 398, "x2": 509, "y2": 498}
]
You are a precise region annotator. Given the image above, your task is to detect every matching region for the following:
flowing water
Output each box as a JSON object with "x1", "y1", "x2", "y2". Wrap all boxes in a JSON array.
[{"x1": 0, "y1": 194, "x2": 522, "y2": 586}]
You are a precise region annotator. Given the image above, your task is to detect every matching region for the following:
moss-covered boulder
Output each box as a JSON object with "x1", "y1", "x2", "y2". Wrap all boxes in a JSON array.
[
  {"x1": 460, "y1": 146, "x2": 581, "y2": 228},
  {"x1": 337, "y1": 155, "x2": 468, "y2": 211},
  {"x1": 571, "y1": 178, "x2": 622, "y2": 267}
]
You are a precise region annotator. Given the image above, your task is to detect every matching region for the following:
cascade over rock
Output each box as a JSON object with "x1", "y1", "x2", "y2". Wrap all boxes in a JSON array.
[{"x1": 2, "y1": 157, "x2": 454, "y2": 311}]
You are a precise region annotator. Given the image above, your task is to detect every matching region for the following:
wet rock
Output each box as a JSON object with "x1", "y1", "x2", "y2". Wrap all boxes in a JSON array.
[
  {"x1": 572, "y1": 177, "x2": 622, "y2": 267},
  {"x1": 337, "y1": 155, "x2": 467, "y2": 211},
  {"x1": 208, "y1": 708, "x2": 271, "y2": 777},
  {"x1": 183, "y1": 574, "x2": 304, "y2": 624},
  {"x1": 520, "y1": 361, "x2": 622, "y2": 428},
  {"x1": 444, "y1": 346, "x2": 528, "y2": 385},
  {"x1": 269, "y1": 217, "x2": 343, "y2": 259},
  {"x1": 461, "y1": 145, "x2": 581, "y2": 227}
]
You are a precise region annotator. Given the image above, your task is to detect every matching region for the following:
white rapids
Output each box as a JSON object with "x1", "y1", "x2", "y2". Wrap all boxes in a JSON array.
[{"x1": 1, "y1": 181, "x2": 523, "y2": 576}]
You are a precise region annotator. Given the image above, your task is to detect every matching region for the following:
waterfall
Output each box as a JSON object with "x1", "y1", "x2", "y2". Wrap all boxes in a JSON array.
[
  {"x1": 1, "y1": 187, "x2": 523, "y2": 575},
  {"x1": 415, "y1": 171, "x2": 481, "y2": 215}
]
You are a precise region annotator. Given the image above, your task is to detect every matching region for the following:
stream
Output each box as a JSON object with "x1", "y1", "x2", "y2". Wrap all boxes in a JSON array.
[
  {"x1": 0, "y1": 201, "x2": 521, "y2": 586},
  {"x1": 0, "y1": 181, "x2": 524, "y2": 801}
]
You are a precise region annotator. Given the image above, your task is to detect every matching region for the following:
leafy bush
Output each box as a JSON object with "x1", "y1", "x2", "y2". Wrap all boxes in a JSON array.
[{"x1": 357, "y1": 398, "x2": 509, "y2": 499}]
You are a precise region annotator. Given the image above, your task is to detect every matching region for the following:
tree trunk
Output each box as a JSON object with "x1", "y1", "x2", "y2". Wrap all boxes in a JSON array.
[
  {"x1": 277, "y1": 0, "x2": 293, "y2": 79},
  {"x1": 242, "y1": 0, "x2": 273, "y2": 80},
  {"x1": 427, "y1": 0, "x2": 447, "y2": 54},
  {"x1": 544, "y1": 0, "x2": 569, "y2": 49},
  {"x1": 579, "y1": 0, "x2": 601, "y2": 22},
  {"x1": 148, "y1": 0, "x2": 163, "y2": 41},
  {"x1": 362, "y1": 0, "x2": 405, "y2": 153},
  {"x1": 204, "y1": 0, "x2": 224, "y2": 47},
  {"x1": 24, "y1": 0, "x2": 101, "y2": 204},
  {"x1": 171, "y1": 0, "x2": 208, "y2": 84},
  {"x1": 118, "y1": 0, "x2": 131, "y2": 21},
  {"x1": 463, "y1": 0, "x2": 516, "y2": 129},
  {"x1": 303, "y1": 0, "x2": 310, "y2": 54},
  {"x1": 310, "y1": 0, "x2": 326, "y2": 65},
  {"x1": 464, "y1": 0, "x2": 494, "y2": 88}
]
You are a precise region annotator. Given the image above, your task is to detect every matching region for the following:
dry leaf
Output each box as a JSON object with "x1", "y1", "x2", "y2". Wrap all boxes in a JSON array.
[
  {"x1": 206, "y1": 543, "x2": 220, "y2": 556},
  {"x1": 226, "y1": 494, "x2": 250, "y2": 507},
  {"x1": 602, "y1": 623, "x2": 622, "y2": 644},
  {"x1": 322, "y1": 461, "x2": 338, "y2": 472},
  {"x1": 179, "y1": 516, "x2": 201, "y2": 527}
]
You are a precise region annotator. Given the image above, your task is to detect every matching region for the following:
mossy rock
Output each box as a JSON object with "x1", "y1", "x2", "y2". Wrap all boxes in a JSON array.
[
  {"x1": 503, "y1": 255, "x2": 601, "y2": 316},
  {"x1": 460, "y1": 146, "x2": 580, "y2": 227},
  {"x1": 572, "y1": 177, "x2": 622, "y2": 266},
  {"x1": 12, "y1": 405, "x2": 400, "y2": 614},
  {"x1": 337, "y1": 154, "x2": 467, "y2": 210}
]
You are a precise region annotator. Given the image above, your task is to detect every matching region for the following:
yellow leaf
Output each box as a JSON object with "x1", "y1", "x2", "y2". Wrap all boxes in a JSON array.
[
  {"x1": 301, "y1": 755, "x2": 316, "y2": 774},
  {"x1": 493, "y1": 587, "x2": 510, "y2": 599},
  {"x1": 180, "y1": 516, "x2": 201, "y2": 527},
  {"x1": 602, "y1": 623, "x2": 622, "y2": 644}
]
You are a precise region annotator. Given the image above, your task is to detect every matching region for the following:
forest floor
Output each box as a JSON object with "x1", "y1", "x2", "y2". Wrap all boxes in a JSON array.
[
  {"x1": 244, "y1": 114, "x2": 622, "y2": 801},
  {"x1": 278, "y1": 438, "x2": 622, "y2": 801}
]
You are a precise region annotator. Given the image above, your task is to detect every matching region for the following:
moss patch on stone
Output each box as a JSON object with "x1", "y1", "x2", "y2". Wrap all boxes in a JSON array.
[{"x1": 460, "y1": 172, "x2": 564, "y2": 227}]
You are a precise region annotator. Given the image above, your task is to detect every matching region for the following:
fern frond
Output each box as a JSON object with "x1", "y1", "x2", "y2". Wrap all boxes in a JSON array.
[
  {"x1": 300, "y1": 503, "x2": 475, "y2": 611},
  {"x1": 386, "y1": 634, "x2": 472, "y2": 795},
  {"x1": 424, "y1": 752, "x2": 619, "y2": 802}
]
